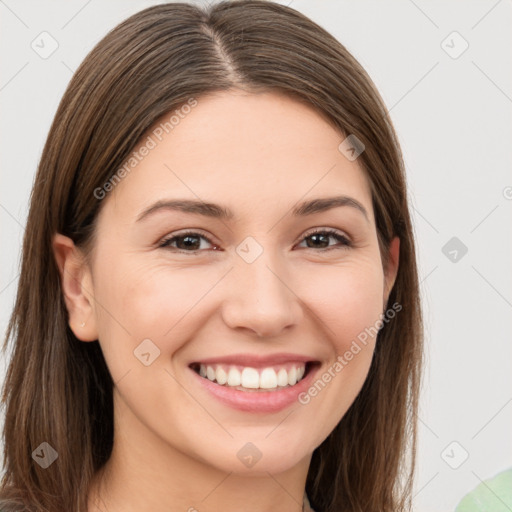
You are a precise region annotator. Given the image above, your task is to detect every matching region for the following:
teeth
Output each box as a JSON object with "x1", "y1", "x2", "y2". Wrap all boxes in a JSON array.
[
  {"x1": 288, "y1": 366, "x2": 297, "y2": 386},
  {"x1": 227, "y1": 367, "x2": 241, "y2": 386},
  {"x1": 259, "y1": 368, "x2": 277, "y2": 389},
  {"x1": 241, "y1": 368, "x2": 259, "y2": 388},
  {"x1": 216, "y1": 366, "x2": 228, "y2": 385},
  {"x1": 197, "y1": 363, "x2": 308, "y2": 390},
  {"x1": 277, "y1": 368, "x2": 288, "y2": 387},
  {"x1": 206, "y1": 366, "x2": 216, "y2": 381}
]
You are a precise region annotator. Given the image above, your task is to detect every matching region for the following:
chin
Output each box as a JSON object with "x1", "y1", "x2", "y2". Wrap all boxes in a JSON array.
[{"x1": 189, "y1": 435, "x2": 313, "y2": 476}]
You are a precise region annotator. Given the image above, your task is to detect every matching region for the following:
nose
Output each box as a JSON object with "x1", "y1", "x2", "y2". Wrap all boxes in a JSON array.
[{"x1": 221, "y1": 255, "x2": 302, "y2": 339}]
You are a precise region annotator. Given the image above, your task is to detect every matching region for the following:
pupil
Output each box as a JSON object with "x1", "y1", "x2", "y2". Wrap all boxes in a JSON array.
[
  {"x1": 175, "y1": 234, "x2": 331, "y2": 251},
  {"x1": 308, "y1": 233, "x2": 328, "y2": 248},
  {"x1": 179, "y1": 235, "x2": 199, "y2": 250}
]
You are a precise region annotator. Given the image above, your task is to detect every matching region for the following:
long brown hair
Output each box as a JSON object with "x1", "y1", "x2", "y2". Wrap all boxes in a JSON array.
[{"x1": 0, "y1": 2, "x2": 423, "y2": 511}]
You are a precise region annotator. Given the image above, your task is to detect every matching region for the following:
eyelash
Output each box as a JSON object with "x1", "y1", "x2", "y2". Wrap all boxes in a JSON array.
[{"x1": 158, "y1": 228, "x2": 352, "y2": 254}]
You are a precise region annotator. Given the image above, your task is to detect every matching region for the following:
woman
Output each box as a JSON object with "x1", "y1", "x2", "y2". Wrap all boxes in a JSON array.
[{"x1": 0, "y1": 1, "x2": 423, "y2": 511}]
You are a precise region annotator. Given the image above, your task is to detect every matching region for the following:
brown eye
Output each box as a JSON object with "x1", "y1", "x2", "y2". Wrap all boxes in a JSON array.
[
  {"x1": 298, "y1": 229, "x2": 351, "y2": 251},
  {"x1": 159, "y1": 231, "x2": 216, "y2": 253}
]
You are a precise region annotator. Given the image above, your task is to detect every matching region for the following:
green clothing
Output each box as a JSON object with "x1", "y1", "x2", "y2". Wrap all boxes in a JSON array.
[
  {"x1": 454, "y1": 468, "x2": 512, "y2": 512},
  {"x1": 304, "y1": 492, "x2": 315, "y2": 511}
]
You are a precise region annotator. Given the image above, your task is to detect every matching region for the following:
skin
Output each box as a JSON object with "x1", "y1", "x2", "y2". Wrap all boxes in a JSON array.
[{"x1": 53, "y1": 90, "x2": 399, "y2": 512}]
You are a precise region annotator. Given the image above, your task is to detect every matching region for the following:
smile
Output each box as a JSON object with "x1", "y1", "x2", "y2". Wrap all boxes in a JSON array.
[
  {"x1": 188, "y1": 354, "x2": 321, "y2": 413},
  {"x1": 190, "y1": 362, "x2": 310, "y2": 391}
]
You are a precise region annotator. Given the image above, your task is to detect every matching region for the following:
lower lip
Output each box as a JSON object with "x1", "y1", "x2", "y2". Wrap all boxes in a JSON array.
[{"x1": 190, "y1": 364, "x2": 320, "y2": 413}]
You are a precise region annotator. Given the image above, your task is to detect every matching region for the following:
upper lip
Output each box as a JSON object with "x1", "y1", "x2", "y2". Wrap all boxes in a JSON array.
[{"x1": 189, "y1": 352, "x2": 319, "y2": 368}]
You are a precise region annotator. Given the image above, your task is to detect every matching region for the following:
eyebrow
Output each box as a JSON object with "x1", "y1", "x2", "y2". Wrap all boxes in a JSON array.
[{"x1": 136, "y1": 195, "x2": 370, "y2": 223}]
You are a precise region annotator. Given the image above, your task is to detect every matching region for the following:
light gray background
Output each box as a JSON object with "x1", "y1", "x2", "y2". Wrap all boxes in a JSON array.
[{"x1": 1, "y1": 1, "x2": 511, "y2": 510}]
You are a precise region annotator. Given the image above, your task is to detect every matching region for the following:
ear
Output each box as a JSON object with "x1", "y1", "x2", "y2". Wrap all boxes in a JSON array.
[
  {"x1": 383, "y1": 236, "x2": 400, "y2": 309},
  {"x1": 52, "y1": 233, "x2": 98, "y2": 342}
]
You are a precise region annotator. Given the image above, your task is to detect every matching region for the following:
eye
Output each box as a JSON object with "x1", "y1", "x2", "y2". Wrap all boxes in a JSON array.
[
  {"x1": 158, "y1": 231, "x2": 218, "y2": 253},
  {"x1": 296, "y1": 228, "x2": 352, "y2": 251},
  {"x1": 158, "y1": 228, "x2": 351, "y2": 255}
]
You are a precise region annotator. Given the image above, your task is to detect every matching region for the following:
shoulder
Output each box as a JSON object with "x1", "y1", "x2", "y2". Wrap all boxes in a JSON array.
[
  {"x1": 303, "y1": 492, "x2": 317, "y2": 512},
  {"x1": 454, "y1": 467, "x2": 512, "y2": 511}
]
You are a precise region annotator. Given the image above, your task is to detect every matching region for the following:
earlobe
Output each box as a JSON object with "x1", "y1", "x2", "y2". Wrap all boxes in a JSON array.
[
  {"x1": 383, "y1": 236, "x2": 400, "y2": 308},
  {"x1": 52, "y1": 233, "x2": 98, "y2": 342}
]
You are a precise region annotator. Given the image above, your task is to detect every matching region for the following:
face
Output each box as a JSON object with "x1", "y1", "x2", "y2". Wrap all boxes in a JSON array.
[{"x1": 56, "y1": 90, "x2": 399, "y2": 476}]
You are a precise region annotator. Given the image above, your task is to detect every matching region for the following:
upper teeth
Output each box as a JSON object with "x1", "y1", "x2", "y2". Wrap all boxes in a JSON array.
[{"x1": 198, "y1": 364, "x2": 306, "y2": 389}]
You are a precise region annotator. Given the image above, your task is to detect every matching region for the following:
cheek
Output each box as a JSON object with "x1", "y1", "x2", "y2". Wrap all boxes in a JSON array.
[
  {"x1": 93, "y1": 245, "x2": 385, "y2": 359},
  {"x1": 294, "y1": 262, "x2": 384, "y2": 436},
  {"x1": 93, "y1": 254, "x2": 221, "y2": 358},
  {"x1": 300, "y1": 258, "x2": 385, "y2": 349},
  {"x1": 90, "y1": 257, "x2": 208, "y2": 416}
]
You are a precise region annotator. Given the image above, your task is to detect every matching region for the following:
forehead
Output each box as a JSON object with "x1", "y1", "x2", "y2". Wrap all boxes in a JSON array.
[{"x1": 104, "y1": 90, "x2": 373, "y2": 224}]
